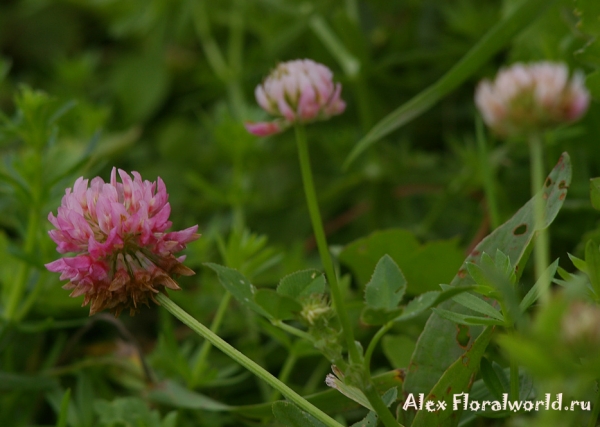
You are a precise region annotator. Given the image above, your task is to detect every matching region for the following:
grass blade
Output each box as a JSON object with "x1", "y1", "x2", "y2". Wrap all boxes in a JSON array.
[{"x1": 343, "y1": 0, "x2": 555, "y2": 168}]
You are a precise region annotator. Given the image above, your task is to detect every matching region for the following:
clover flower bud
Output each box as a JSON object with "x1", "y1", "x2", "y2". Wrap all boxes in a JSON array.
[
  {"x1": 45, "y1": 168, "x2": 200, "y2": 316},
  {"x1": 475, "y1": 62, "x2": 590, "y2": 137},
  {"x1": 245, "y1": 59, "x2": 346, "y2": 136},
  {"x1": 299, "y1": 294, "x2": 332, "y2": 326}
]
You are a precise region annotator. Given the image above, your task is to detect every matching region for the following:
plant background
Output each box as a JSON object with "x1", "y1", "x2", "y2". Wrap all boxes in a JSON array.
[{"x1": 0, "y1": 0, "x2": 599, "y2": 426}]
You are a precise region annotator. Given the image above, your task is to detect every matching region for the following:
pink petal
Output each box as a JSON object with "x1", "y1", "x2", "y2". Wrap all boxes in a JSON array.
[
  {"x1": 244, "y1": 121, "x2": 284, "y2": 136},
  {"x1": 45, "y1": 259, "x2": 67, "y2": 272}
]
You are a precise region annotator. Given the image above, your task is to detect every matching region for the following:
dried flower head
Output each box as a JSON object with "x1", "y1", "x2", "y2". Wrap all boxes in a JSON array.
[
  {"x1": 475, "y1": 62, "x2": 590, "y2": 137},
  {"x1": 245, "y1": 59, "x2": 346, "y2": 136},
  {"x1": 45, "y1": 168, "x2": 200, "y2": 316},
  {"x1": 325, "y1": 365, "x2": 373, "y2": 410}
]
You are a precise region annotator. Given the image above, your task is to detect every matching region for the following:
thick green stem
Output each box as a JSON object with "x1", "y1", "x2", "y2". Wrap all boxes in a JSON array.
[
  {"x1": 190, "y1": 292, "x2": 232, "y2": 387},
  {"x1": 363, "y1": 323, "x2": 403, "y2": 427},
  {"x1": 528, "y1": 133, "x2": 550, "y2": 305},
  {"x1": 363, "y1": 384, "x2": 404, "y2": 427},
  {"x1": 476, "y1": 118, "x2": 501, "y2": 229},
  {"x1": 294, "y1": 125, "x2": 360, "y2": 364},
  {"x1": 270, "y1": 352, "x2": 297, "y2": 401},
  {"x1": 156, "y1": 294, "x2": 343, "y2": 427}
]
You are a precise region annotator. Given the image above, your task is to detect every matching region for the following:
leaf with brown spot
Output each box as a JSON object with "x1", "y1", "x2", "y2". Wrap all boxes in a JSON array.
[
  {"x1": 410, "y1": 327, "x2": 494, "y2": 427},
  {"x1": 404, "y1": 153, "x2": 571, "y2": 403}
]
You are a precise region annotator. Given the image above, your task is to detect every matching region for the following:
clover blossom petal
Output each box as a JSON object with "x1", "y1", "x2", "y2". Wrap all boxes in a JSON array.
[
  {"x1": 475, "y1": 61, "x2": 590, "y2": 137},
  {"x1": 45, "y1": 168, "x2": 200, "y2": 316},
  {"x1": 245, "y1": 59, "x2": 346, "y2": 136}
]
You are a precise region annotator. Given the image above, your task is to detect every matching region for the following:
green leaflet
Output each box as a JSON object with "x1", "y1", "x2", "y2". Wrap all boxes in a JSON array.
[
  {"x1": 362, "y1": 285, "x2": 474, "y2": 326},
  {"x1": 277, "y1": 269, "x2": 327, "y2": 299},
  {"x1": 409, "y1": 326, "x2": 494, "y2": 427},
  {"x1": 443, "y1": 285, "x2": 504, "y2": 321},
  {"x1": 350, "y1": 411, "x2": 377, "y2": 427},
  {"x1": 479, "y1": 358, "x2": 506, "y2": 401},
  {"x1": 403, "y1": 153, "x2": 571, "y2": 403},
  {"x1": 204, "y1": 263, "x2": 271, "y2": 318},
  {"x1": 205, "y1": 263, "x2": 303, "y2": 320},
  {"x1": 364, "y1": 255, "x2": 406, "y2": 311},
  {"x1": 431, "y1": 308, "x2": 504, "y2": 326},
  {"x1": 255, "y1": 289, "x2": 302, "y2": 320},
  {"x1": 340, "y1": 230, "x2": 464, "y2": 294},
  {"x1": 519, "y1": 259, "x2": 559, "y2": 312}
]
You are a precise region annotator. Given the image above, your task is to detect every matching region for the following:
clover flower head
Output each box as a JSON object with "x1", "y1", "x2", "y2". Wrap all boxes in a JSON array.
[
  {"x1": 475, "y1": 61, "x2": 590, "y2": 137},
  {"x1": 299, "y1": 293, "x2": 331, "y2": 326},
  {"x1": 45, "y1": 168, "x2": 200, "y2": 316},
  {"x1": 245, "y1": 59, "x2": 346, "y2": 136}
]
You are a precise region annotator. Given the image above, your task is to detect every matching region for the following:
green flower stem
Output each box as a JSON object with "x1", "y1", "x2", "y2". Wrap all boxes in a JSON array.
[
  {"x1": 363, "y1": 322, "x2": 402, "y2": 427},
  {"x1": 587, "y1": 380, "x2": 600, "y2": 427},
  {"x1": 528, "y1": 132, "x2": 550, "y2": 305},
  {"x1": 272, "y1": 320, "x2": 315, "y2": 342},
  {"x1": 476, "y1": 117, "x2": 501, "y2": 229},
  {"x1": 294, "y1": 124, "x2": 361, "y2": 365},
  {"x1": 157, "y1": 293, "x2": 343, "y2": 427},
  {"x1": 364, "y1": 322, "x2": 393, "y2": 377},
  {"x1": 363, "y1": 384, "x2": 404, "y2": 427},
  {"x1": 270, "y1": 352, "x2": 298, "y2": 402},
  {"x1": 190, "y1": 291, "x2": 232, "y2": 387}
]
